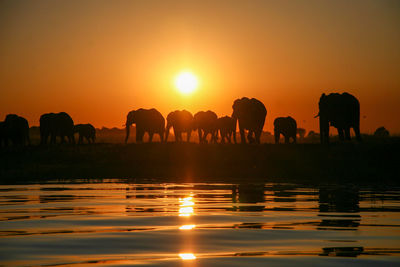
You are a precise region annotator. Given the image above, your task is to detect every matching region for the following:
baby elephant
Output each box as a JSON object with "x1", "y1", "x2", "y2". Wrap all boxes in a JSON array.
[
  {"x1": 217, "y1": 116, "x2": 236, "y2": 144},
  {"x1": 74, "y1": 124, "x2": 96, "y2": 144},
  {"x1": 274, "y1": 116, "x2": 297, "y2": 144}
]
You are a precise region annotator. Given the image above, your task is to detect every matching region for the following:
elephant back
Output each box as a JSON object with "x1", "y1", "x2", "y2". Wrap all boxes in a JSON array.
[
  {"x1": 167, "y1": 110, "x2": 193, "y2": 131},
  {"x1": 232, "y1": 97, "x2": 267, "y2": 131},
  {"x1": 56, "y1": 112, "x2": 74, "y2": 136},
  {"x1": 194, "y1": 111, "x2": 218, "y2": 131},
  {"x1": 217, "y1": 116, "x2": 235, "y2": 131},
  {"x1": 274, "y1": 116, "x2": 297, "y2": 133},
  {"x1": 319, "y1": 92, "x2": 360, "y2": 128},
  {"x1": 135, "y1": 108, "x2": 165, "y2": 132}
]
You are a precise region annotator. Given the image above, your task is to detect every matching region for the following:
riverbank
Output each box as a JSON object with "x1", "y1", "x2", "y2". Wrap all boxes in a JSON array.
[{"x1": 0, "y1": 141, "x2": 399, "y2": 184}]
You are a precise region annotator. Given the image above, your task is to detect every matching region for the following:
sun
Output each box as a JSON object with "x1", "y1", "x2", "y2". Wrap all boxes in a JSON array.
[{"x1": 175, "y1": 71, "x2": 198, "y2": 95}]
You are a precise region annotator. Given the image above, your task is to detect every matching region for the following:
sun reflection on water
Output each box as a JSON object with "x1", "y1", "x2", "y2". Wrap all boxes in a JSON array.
[
  {"x1": 179, "y1": 224, "x2": 196, "y2": 230},
  {"x1": 179, "y1": 253, "x2": 196, "y2": 260},
  {"x1": 179, "y1": 194, "x2": 195, "y2": 217}
]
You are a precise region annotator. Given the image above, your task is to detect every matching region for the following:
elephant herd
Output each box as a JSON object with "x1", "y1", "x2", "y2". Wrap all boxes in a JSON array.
[
  {"x1": 0, "y1": 93, "x2": 362, "y2": 147},
  {"x1": 0, "y1": 112, "x2": 95, "y2": 146},
  {"x1": 124, "y1": 93, "x2": 362, "y2": 145}
]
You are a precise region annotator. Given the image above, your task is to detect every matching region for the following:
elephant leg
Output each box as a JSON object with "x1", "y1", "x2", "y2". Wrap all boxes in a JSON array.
[
  {"x1": 239, "y1": 127, "x2": 246, "y2": 144},
  {"x1": 353, "y1": 125, "x2": 362, "y2": 142},
  {"x1": 149, "y1": 132, "x2": 154, "y2": 143},
  {"x1": 293, "y1": 134, "x2": 297, "y2": 144},
  {"x1": 344, "y1": 127, "x2": 351, "y2": 141},
  {"x1": 338, "y1": 128, "x2": 344, "y2": 141},
  {"x1": 220, "y1": 132, "x2": 225, "y2": 144},
  {"x1": 255, "y1": 130, "x2": 262, "y2": 144},
  {"x1": 198, "y1": 129, "x2": 203, "y2": 143},
  {"x1": 159, "y1": 131, "x2": 164, "y2": 143},
  {"x1": 247, "y1": 131, "x2": 255, "y2": 143},
  {"x1": 136, "y1": 129, "x2": 144, "y2": 143},
  {"x1": 176, "y1": 131, "x2": 182, "y2": 142},
  {"x1": 284, "y1": 135, "x2": 289, "y2": 144},
  {"x1": 78, "y1": 135, "x2": 83, "y2": 144},
  {"x1": 274, "y1": 131, "x2": 280, "y2": 144},
  {"x1": 187, "y1": 131, "x2": 191, "y2": 142}
]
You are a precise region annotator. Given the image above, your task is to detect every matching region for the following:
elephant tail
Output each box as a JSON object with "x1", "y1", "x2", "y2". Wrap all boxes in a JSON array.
[{"x1": 314, "y1": 112, "x2": 320, "y2": 118}]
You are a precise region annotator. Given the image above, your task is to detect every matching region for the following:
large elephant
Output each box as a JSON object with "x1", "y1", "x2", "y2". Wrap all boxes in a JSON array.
[
  {"x1": 274, "y1": 116, "x2": 297, "y2": 144},
  {"x1": 74, "y1": 124, "x2": 96, "y2": 144},
  {"x1": 165, "y1": 110, "x2": 194, "y2": 142},
  {"x1": 40, "y1": 112, "x2": 75, "y2": 144},
  {"x1": 125, "y1": 108, "x2": 165, "y2": 143},
  {"x1": 317, "y1": 92, "x2": 361, "y2": 144},
  {"x1": 0, "y1": 114, "x2": 30, "y2": 146},
  {"x1": 193, "y1": 111, "x2": 218, "y2": 144},
  {"x1": 217, "y1": 116, "x2": 236, "y2": 144},
  {"x1": 231, "y1": 97, "x2": 267, "y2": 144}
]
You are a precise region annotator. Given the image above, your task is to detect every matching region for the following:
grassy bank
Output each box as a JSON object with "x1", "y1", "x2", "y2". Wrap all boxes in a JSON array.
[{"x1": 1, "y1": 140, "x2": 399, "y2": 184}]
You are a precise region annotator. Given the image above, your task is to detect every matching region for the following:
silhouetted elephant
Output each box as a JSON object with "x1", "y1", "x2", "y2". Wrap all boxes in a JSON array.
[
  {"x1": 125, "y1": 108, "x2": 165, "y2": 143},
  {"x1": 40, "y1": 112, "x2": 75, "y2": 144},
  {"x1": 0, "y1": 114, "x2": 30, "y2": 146},
  {"x1": 374, "y1": 127, "x2": 389, "y2": 138},
  {"x1": 316, "y1": 92, "x2": 361, "y2": 144},
  {"x1": 274, "y1": 116, "x2": 297, "y2": 144},
  {"x1": 297, "y1": 128, "x2": 306, "y2": 140},
  {"x1": 217, "y1": 116, "x2": 236, "y2": 144},
  {"x1": 232, "y1": 97, "x2": 267, "y2": 144},
  {"x1": 74, "y1": 124, "x2": 96, "y2": 144},
  {"x1": 165, "y1": 110, "x2": 194, "y2": 142},
  {"x1": 193, "y1": 111, "x2": 218, "y2": 144}
]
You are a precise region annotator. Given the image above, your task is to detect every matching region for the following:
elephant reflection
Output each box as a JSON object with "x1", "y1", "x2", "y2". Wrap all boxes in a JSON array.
[
  {"x1": 274, "y1": 116, "x2": 297, "y2": 144},
  {"x1": 40, "y1": 112, "x2": 75, "y2": 144},
  {"x1": 232, "y1": 97, "x2": 267, "y2": 144},
  {"x1": 318, "y1": 186, "x2": 360, "y2": 230},
  {"x1": 193, "y1": 111, "x2": 218, "y2": 144},
  {"x1": 0, "y1": 114, "x2": 30, "y2": 146},
  {"x1": 74, "y1": 124, "x2": 96, "y2": 144},
  {"x1": 217, "y1": 116, "x2": 236, "y2": 144},
  {"x1": 232, "y1": 184, "x2": 265, "y2": 211},
  {"x1": 316, "y1": 92, "x2": 361, "y2": 144},
  {"x1": 165, "y1": 110, "x2": 194, "y2": 142},
  {"x1": 125, "y1": 108, "x2": 165, "y2": 143}
]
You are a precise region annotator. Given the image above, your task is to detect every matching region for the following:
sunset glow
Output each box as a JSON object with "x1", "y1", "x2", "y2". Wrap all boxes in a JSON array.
[{"x1": 175, "y1": 72, "x2": 198, "y2": 95}]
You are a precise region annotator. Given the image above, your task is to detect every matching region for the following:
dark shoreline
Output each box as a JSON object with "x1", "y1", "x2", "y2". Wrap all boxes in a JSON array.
[{"x1": 1, "y1": 141, "x2": 399, "y2": 184}]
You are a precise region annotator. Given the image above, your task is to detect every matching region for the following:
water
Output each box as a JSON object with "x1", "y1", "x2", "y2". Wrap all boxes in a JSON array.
[{"x1": 0, "y1": 181, "x2": 399, "y2": 266}]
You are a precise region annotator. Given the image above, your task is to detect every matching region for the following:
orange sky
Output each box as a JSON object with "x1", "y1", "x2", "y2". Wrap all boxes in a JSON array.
[{"x1": 1, "y1": 0, "x2": 399, "y2": 133}]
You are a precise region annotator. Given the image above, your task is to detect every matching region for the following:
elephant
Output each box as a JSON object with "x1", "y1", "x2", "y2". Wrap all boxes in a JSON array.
[
  {"x1": 165, "y1": 110, "x2": 194, "y2": 142},
  {"x1": 217, "y1": 116, "x2": 236, "y2": 144},
  {"x1": 40, "y1": 112, "x2": 75, "y2": 144},
  {"x1": 374, "y1": 127, "x2": 389, "y2": 138},
  {"x1": 274, "y1": 116, "x2": 297, "y2": 144},
  {"x1": 74, "y1": 124, "x2": 96, "y2": 144},
  {"x1": 193, "y1": 111, "x2": 218, "y2": 144},
  {"x1": 0, "y1": 114, "x2": 30, "y2": 146},
  {"x1": 231, "y1": 97, "x2": 267, "y2": 144},
  {"x1": 316, "y1": 92, "x2": 361, "y2": 144},
  {"x1": 125, "y1": 108, "x2": 165, "y2": 143}
]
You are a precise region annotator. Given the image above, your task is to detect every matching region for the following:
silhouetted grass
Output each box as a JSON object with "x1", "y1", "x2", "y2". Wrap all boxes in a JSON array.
[{"x1": 0, "y1": 137, "x2": 399, "y2": 184}]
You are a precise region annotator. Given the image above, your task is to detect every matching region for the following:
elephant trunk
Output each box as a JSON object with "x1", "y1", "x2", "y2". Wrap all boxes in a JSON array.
[
  {"x1": 231, "y1": 111, "x2": 238, "y2": 144},
  {"x1": 125, "y1": 123, "x2": 131, "y2": 144},
  {"x1": 319, "y1": 115, "x2": 329, "y2": 144}
]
